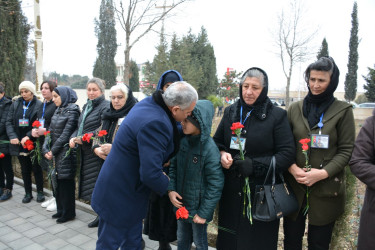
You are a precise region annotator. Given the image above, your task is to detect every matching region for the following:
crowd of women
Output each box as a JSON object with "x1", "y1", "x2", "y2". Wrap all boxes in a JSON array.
[{"x1": 0, "y1": 56, "x2": 374, "y2": 249}]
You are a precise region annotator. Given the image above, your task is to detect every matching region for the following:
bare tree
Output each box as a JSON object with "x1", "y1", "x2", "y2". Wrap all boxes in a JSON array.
[
  {"x1": 275, "y1": 0, "x2": 316, "y2": 108},
  {"x1": 115, "y1": 0, "x2": 190, "y2": 85}
]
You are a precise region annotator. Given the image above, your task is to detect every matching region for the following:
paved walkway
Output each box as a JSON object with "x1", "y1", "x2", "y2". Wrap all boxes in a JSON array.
[{"x1": 0, "y1": 177, "x2": 185, "y2": 250}]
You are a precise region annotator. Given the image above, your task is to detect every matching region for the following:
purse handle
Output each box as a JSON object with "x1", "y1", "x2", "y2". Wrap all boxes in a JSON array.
[{"x1": 262, "y1": 156, "x2": 286, "y2": 186}]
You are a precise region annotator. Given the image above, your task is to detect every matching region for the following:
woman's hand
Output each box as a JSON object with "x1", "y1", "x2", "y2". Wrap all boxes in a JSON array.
[
  {"x1": 45, "y1": 151, "x2": 53, "y2": 160},
  {"x1": 31, "y1": 128, "x2": 40, "y2": 138},
  {"x1": 20, "y1": 136, "x2": 30, "y2": 147},
  {"x1": 94, "y1": 147, "x2": 107, "y2": 160},
  {"x1": 193, "y1": 214, "x2": 206, "y2": 224},
  {"x1": 288, "y1": 163, "x2": 306, "y2": 181},
  {"x1": 10, "y1": 138, "x2": 20, "y2": 145},
  {"x1": 220, "y1": 151, "x2": 233, "y2": 169},
  {"x1": 301, "y1": 168, "x2": 329, "y2": 187},
  {"x1": 38, "y1": 127, "x2": 46, "y2": 136},
  {"x1": 163, "y1": 160, "x2": 170, "y2": 167},
  {"x1": 69, "y1": 138, "x2": 76, "y2": 148},
  {"x1": 100, "y1": 143, "x2": 112, "y2": 156},
  {"x1": 168, "y1": 191, "x2": 183, "y2": 208}
]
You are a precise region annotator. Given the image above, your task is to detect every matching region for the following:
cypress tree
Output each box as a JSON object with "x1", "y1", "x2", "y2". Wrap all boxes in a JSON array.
[
  {"x1": 129, "y1": 60, "x2": 139, "y2": 92},
  {"x1": 317, "y1": 38, "x2": 329, "y2": 59},
  {"x1": 0, "y1": 0, "x2": 30, "y2": 97},
  {"x1": 93, "y1": 0, "x2": 117, "y2": 88},
  {"x1": 363, "y1": 65, "x2": 375, "y2": 102},
  {"x1": 344, "y1": 2, "x2": 359, "y2": 101}
]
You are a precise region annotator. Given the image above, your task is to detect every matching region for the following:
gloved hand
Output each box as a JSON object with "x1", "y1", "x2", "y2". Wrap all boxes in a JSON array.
[{"x1": 233, "y1": 155, "x2": 253, "y2": 177}]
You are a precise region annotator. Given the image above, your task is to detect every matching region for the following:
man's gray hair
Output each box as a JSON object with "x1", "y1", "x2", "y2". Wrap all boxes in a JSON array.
[
  {"x1": 86, "y1": 77, "x2": 105, "y2": 93},
  {"x1": 110, "y1": 83, "x2": 129, "y2": 100},
  {"x1": 240, "y1": 69, "x2": 265, "y2": 87},
  {"x1": 162, "y1": 81, "x2": 198, "y2": 110}
]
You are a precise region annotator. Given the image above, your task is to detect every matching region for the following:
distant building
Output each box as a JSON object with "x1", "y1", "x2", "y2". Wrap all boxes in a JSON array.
[{"x1": 116, "y1": 62, "x2": 148, "y2": 89}]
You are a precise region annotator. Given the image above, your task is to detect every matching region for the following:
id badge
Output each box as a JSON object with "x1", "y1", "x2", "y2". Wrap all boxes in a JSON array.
[
  {"x1": 311, "y1": 134, "x2": 329, "y2": 149},
  {"x1": 39, "y1": 119, "x2": 45, "y2": 128},
  {"x1": 230, "y1": 136, "x2": 246, "y2": 150},
  {"x1": 19, "y1": 119, "x2": 29, "y2": 127}
]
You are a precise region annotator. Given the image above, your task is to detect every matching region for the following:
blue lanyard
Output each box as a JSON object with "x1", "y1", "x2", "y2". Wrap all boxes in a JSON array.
[
  {"x1": 240, "y1": 106, "x2": 253, "y2": 125},
  {"x1": 41, "y1": 101, "x2": 47, "y2": 119},
  {"x1": 23, "y1": 100, "x2": 31, "y2": 119},
  {"x1": 318, "y1": 113, "x2": 324, "y2": 135}
]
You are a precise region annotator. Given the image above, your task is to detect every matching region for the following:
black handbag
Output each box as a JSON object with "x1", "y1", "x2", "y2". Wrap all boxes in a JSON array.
[{"x1": 252, "y1": 156, "x2": 298, "y2": 222}]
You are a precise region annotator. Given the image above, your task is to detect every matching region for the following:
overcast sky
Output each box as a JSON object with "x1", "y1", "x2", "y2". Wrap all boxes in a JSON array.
[{"x1": 22, "y1": 0, "x2": 375, "y2": 92}]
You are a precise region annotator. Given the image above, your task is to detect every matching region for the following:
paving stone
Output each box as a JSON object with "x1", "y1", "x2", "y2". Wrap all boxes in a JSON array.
[
  {"x1": 19, "y1": 242, "x2": 45, "y2": 250},
  {"x1": 5, "y1": 217, "x2": 27, "y2": 227},
  {"x1": 7, "y1": 237, "x2": 34, "y2": 249},
  {"x1": 13, "y1": 222, "x2": 36, "y2": 233},
  {"x1": 22, "y1": 227, "x2": 47, "y2": 238},
  {"x1": 0, "y1": 230, "x2": 23, "y2": 243},
  {"x1": 67, "y1": 233, "x2": 92, "y2": 246},
  {"x1": 45, "y1": 224, "x2": 69, "y2": 235},
  {"x1": 55, "y1": 228, "x2": 81, "y2": 240},
  {"x1": 79, "y1": 239, "x2": 96, "y2": 250},
  {"x1": 57, "y1": 244, "x2": 82, "y2": 250},
  {"x1": 44, "y1": 238, "x2": 69, "y2": 249},
  {"x1": 33, "y1": 232, "x2": 56, "y2": 245}
]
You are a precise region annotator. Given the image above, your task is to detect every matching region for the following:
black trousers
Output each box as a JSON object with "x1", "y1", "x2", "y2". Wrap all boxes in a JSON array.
[
  {"x1": 56, "y1": 179, "x2": 76, "y2": 219},
  {"x1": 283, "y1": 209, "x2": 335, "y2": 250},
  {"x1": 18, "y1": 156, "x2": 44, "y2": 194},
  {"x1": 0, "y1": 154, "x2": 14, "y2": 190}
]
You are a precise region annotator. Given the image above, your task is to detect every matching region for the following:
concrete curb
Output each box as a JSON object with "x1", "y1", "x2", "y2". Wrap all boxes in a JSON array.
[{"x1": 14, "y1": 176, "x2": 96, "y2": 216}]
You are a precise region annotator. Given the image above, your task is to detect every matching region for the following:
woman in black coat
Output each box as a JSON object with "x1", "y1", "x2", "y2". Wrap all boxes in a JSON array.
[
  {"x1": 0, "y1": 82, "x2": 13, "y2": 201},
  {"x1": 69, "y1": 78, "x2": 109, "y2": 227},
  {"x1": 43, "y1": 86, "x2": 80, "y2": 223},
  {"x1": 213, "y1": 68, "x2": 295, "y2": 250},
  {"x1": 6, "y1": 81, "x2": 43, "y2": 203},
  {"x1": 31, "y1": 80, "x2": 57, "y2": 204}
]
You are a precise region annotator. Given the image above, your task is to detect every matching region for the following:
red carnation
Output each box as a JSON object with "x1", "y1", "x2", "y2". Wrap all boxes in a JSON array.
[
  {"x1": 302, "y1": 143, "x2": 309, "y2": 151},
  {"x1": 32, "y1": 120, "x2": 42, "y2": 128},
  {"x1": 97, "y1": 130, "x2": 108, "y2": 137},
  {"x1": 299, "y1": 138, "x2": 311, "y2": 145},
  {"x1": 44, "y1": 131, "x2": 51, "y2": 136},
  {"x1": 176, "y1": 206, "x2": 189, "y2": 220},
  {"x1": 23, "y1": 139, "x2": 34, "y2": 151},
  {"x1": 82, "y1": 133, "x2": 94, "y2": 143},
  {"x1": 0, "y1": 153, "x2": 5, "y2": 159},
  {"x1": 230, "y1": 122, "x2": 244, "y2": 132}
]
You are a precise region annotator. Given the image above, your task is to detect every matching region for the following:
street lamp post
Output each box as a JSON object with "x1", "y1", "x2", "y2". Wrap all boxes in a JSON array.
[{"x1": 34, "y1": 0, "x2": 43, "y2": 92}]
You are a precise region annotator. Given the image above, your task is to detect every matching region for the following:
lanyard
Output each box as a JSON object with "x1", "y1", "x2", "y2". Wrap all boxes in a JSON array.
[
  {"x1": 41, "y1": 101, "x2": 47, "y2": 119},
  {"x1": 318, "y1": 113, "x2": 324, "y2": 135},
  {"x1": 23, "y1": 100, "x2": 31, "y2": 119},
  {"x1": 240, "y1": 106, "x2": 253, "y2": 125}
]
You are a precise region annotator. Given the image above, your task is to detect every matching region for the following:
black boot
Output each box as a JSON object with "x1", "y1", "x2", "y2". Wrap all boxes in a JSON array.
[
  {"x1": 158, "y1": 241, "x2": 171, "y2": 250},
  {"x1": 88, "y1": 216, "x2": 99, "y2": 228}
]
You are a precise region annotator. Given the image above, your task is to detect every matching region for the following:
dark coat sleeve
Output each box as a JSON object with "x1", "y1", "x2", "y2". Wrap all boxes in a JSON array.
[
  {"x1": 0, "y1": 100, "x2": 11, "y2": 136},
  {"x1": 349, "y1": 115, "x2": 375, "y2": 190},
  {"x1": 50, "y1": 109, "x2": 80, "y2": 155},
  {"x1": 6, "y1": 101, "x2": 18, "y2": 140}
]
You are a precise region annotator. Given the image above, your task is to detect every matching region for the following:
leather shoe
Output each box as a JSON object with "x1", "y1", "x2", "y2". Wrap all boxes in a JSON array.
[
  {"x1": 56, "y1": 217, "x2": 75, "y2": 224},
  {"x1": 36, "y1": 191, "x2": 45, "y2": 203},
  {"x1": 22, "y1": 193, "x2": 33, "y2": 203},
  {"x1": 52, "y1": 212, "x2": 62, "y2": 219},
  {"x1": 88, "y1": 216, "x2": 99, "y2": 228}
]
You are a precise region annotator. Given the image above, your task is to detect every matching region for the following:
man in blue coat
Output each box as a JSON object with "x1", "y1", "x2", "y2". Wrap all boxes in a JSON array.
[{"x1": 92, "y1": 81, "x2": 198, "y2": 250}]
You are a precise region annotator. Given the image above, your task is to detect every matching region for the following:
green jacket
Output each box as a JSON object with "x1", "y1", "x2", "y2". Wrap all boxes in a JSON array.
[
  {"x1": 286, "y1": 99, "x2": 355, "y2": 225},
  {"x1": 168, "y1": 100, "x2": 224, "y2": 222}
]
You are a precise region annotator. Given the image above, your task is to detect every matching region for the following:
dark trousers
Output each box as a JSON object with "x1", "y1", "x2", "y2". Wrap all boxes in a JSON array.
[
  {"x1": 56, "y1": 179, "x2": 76, "y2": 219},
  {"x1": 283, "y1": 209, "x2": 335, "y2": 250},
  {"x1": 97, "y1": 218, "x2": 143, "y2": 250},
  {"x1": 18, "y1": 156, "x2": 44, "y2": 194},
  {"x1": 0, "y1": 154, "x2": 14, "y2": 190}
]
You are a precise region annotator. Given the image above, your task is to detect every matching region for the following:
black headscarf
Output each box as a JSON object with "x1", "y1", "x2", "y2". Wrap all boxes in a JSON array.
[
  {"x1": 239, "y1": 67, "x2": 273, "y2": 120},
  {"x1": 54, "y1": 86, "x2": 78, "y2": 107},
  {"x1": 102, "y1": 85, "x2": 138, "y2": 120},
  {"x1": 302, "y1": 57, "x2": 340, "y2": 128}
]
